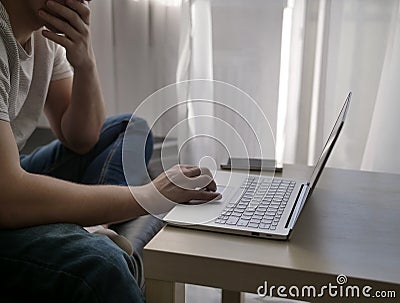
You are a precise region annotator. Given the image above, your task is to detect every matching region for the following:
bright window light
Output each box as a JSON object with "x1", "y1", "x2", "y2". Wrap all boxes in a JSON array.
[
  {"x1": 276, "y1": 0, "x2": 295, "y2": 168},
  {"x1": 156, "y1": 0, "x2": 182, "y2": 7}
]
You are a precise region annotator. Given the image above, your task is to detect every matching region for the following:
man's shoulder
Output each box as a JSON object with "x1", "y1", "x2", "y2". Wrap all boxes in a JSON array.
[
  {"x1": 0, "y1": 16, "x2": 18, "y2": 67},
  {"x1": 0, "y1": 29, "x2": 14, "y2": 76},
  {"x1": 0, "y1": 35, "x2": 8, "y2": 55}
]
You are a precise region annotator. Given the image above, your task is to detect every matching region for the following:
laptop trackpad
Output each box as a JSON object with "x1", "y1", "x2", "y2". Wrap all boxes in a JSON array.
[{"x1": 164, "y1": 185, "x2": 237, "y2": 225}]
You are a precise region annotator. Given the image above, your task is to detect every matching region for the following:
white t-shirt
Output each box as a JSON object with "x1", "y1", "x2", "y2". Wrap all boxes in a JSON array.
[{"x1": 0, "y1": 3, "x2": 73, "y2": 151}]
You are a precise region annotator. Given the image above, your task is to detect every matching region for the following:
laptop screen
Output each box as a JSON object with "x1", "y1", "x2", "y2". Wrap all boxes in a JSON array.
[{"x1": 308, "y1": 93, "x2": 351, "y2": 191}]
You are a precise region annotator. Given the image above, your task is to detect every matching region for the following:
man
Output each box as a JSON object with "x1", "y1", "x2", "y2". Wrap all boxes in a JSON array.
[{"x1": 0, "y1": 0, "x2": 220, "y2": 301}]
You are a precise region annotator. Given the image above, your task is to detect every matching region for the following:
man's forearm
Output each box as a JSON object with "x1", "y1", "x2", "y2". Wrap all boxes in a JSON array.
[
  {"x1": 0, "y1": 170, "x2": 146, "y2": 229},
  {"x1": 61, "y1": 62, "x2": 106, "y2": 154}
]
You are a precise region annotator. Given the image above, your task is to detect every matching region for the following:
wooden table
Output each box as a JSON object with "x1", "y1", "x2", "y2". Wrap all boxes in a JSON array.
[{"x1": 144, "y1": 165, "x2": 400, "y2": 302}]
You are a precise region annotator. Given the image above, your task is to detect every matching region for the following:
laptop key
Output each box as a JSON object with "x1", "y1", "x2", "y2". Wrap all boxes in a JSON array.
[
  {"x1": 262, "y1": 220, "x2": 273, "y2": 225},
  {"x1": 226, "y1": 217, "x2": 239, "y2": 225},
  {"x1": 236, "y1": 209, "x2": 245, "y2": 214},
  {"x1": 247, "y1": 223, "x2": 259, "y2": 228},
  {"x1": 259, "y1": 223, "x2": 271, "y2": 229},
  {"x1": 262, "y1": 216, "x2": 273, "y2": 221},
  {"x1": 237, "y1": 220, "x2": 249, "y2": 226},
  {"x1": 241, "y1": 217, "x2": 252, "y2": 222}
]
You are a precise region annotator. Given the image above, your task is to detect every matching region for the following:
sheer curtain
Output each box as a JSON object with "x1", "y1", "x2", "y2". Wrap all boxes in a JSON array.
[
  {"x1": 90, "y1": 0, "x2": 400, "y2": 174},
  {"x1": 90, "y1": 0, "x2": 182, "y2": 126},
  {"x1": 361, "y1": 1, "x2": 400, "y2": 173},
  {"x1": 283, "y1": 0, "x2": 400, "y2": 174},
  {"x1": 91, "y1": 0, "x2": 285, "y2": 169},
  {"x1": 175, "y1": 0, "x2": 285, "y2": 167}
]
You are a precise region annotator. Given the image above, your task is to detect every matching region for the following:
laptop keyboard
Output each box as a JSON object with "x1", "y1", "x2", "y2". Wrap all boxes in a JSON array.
[{"x1": 214, "y1": 176, "x2": 296, "y2": 230}]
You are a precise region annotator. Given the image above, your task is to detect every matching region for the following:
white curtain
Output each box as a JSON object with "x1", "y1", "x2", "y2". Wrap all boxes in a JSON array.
[
  {"x1": 90, "y1": 0, "x2": 400, "y2": 174},
  {"x1": 209, "y1": 0, "x2": 286, "y2": 167},
  {"x1": 361, "y1": 1, "x2": 400, "y2": 173},
  {"x1": 90, "y1": 0, "x2": 285, "y2": 170},
  {"x1": 90, "y1": 0, "x2": 182, "y2": 124},
  {"x1": 174, "y1": 0, "x2": 284, "y2": 168},
  {"x1": 284, "y1": 0, "x2": 400, "y2": 174}
]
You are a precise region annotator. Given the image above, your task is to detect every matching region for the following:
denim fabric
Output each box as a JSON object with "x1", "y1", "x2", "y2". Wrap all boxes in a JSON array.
[
  {"x1": 19, "y1": 114, "x2": 153, "y2": 185},
  {"x1": 0, "y1": 114, "x2": 153, "y2": 303}
]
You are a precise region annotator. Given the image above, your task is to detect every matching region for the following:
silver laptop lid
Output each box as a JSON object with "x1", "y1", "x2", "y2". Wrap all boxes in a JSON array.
[{"x1": 308, "y1": 92, "x2": 351, "y2": 192}]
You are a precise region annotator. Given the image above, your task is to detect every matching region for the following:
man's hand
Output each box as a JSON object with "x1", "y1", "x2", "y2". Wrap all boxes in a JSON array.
[
  {"x1": 130, "y1": 165, "x2": 222, "y2": 215},
  {"x1": 152, "y1": 165, "x2": 221, "y2": 203},
  {"x1": 39, "y1": 0, "x2": 94, "y2": 70}
]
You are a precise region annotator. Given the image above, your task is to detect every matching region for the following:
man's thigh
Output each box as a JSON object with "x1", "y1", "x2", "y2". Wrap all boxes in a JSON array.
[{"x1": 0, "y1": 224, "x2": 144, "y2": 302}]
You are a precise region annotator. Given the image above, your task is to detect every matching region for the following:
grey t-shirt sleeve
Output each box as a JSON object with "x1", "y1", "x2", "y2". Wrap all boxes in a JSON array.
[
  {"x1": 51, "y1": 44, "x2": 73, "y2": 81},
  {"x1": 0, "y1": 42, "x2": 10, "y2": 122}
]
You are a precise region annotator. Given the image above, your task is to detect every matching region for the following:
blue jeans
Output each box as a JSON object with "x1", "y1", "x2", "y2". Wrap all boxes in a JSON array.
[{"x1": 0, "y1": 114, "x2": 153, "y2": 302}]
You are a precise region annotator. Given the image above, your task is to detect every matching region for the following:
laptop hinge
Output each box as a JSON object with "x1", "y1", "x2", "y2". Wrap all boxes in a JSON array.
[{"x1": 285, "y1": 183, "x2": 310, "y2": 230}]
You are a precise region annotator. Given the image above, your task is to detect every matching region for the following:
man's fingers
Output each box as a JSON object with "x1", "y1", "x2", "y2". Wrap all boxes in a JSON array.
[
  {"x1": 179, "y1": 165, "x2": 214, "y2": 179},
  {"x1": 190, "y1": 190, "x2": 222, "y2": 201},
  {"x1": 172, "y1": 166, "x2": 217, "y2": 190},
  {"x1": 45, "y1": 1, "x2": 87, "y2": 33},
  {"x1": 199, "y1": 167, "x2": 213, "y2": 178},
  {"x1": 65, "y1": 0, "x2": 91, "y2": 25},
  {"x1": 190, "y1": 175, "x2": 217, "y2": 192},
  {"x1": 38, "y1": 8, "x2": 80, "y2": 40},
  {"x1": 189, "y1": 175, "x2": 215, "y2": 190},
  {"x1": 42, "y1": 29, "x2": 73, "y2": 49},
  {"x1": 205, "y1": 179, "x2": 217, "y2": 192},
  {"x1": 181, "y1": 165, "x2": 201, "y2": 177}
]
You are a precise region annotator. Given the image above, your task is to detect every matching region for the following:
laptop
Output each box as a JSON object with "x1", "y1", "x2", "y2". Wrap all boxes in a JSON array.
[{"x1": 164, "y1": 93, "x2": 351, "y2": 240}]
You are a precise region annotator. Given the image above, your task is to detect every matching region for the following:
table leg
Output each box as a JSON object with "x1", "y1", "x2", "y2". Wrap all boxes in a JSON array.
[
  {"x1": 146, "y1": 279, "x2": 185, "y2": 303},
  {"x1": 221, "y1": 290, "x2": 242, "y2": 303}
]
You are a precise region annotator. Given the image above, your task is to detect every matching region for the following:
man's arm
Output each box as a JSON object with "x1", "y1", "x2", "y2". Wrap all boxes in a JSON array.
[
  {"x1": 44, "y1": 75, "x2": 104, "y2": 154},
  {"x1": 0, "y1": 121, "x2": 220, "y2": 229},
  {"x1": 41, "y1": 0, "x2": 105, "y2": 154},
  {"x1": 0, "y1": 120, "x2": 142, "y2": 229}
]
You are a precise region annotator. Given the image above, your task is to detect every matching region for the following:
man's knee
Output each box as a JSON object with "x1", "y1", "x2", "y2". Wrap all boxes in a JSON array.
[
  {"x1": 103, "y1": 113, "x2": 149, "y2": 132},
  {"x1": 100, "y1": 114, "x2": 153, "y2": 164},
  {"x1": 122, "y1": 114, "x2": 154, "y2": 164},
  {"x1": 103, "y1": 113, "x2": 131, "y2": 125}
]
